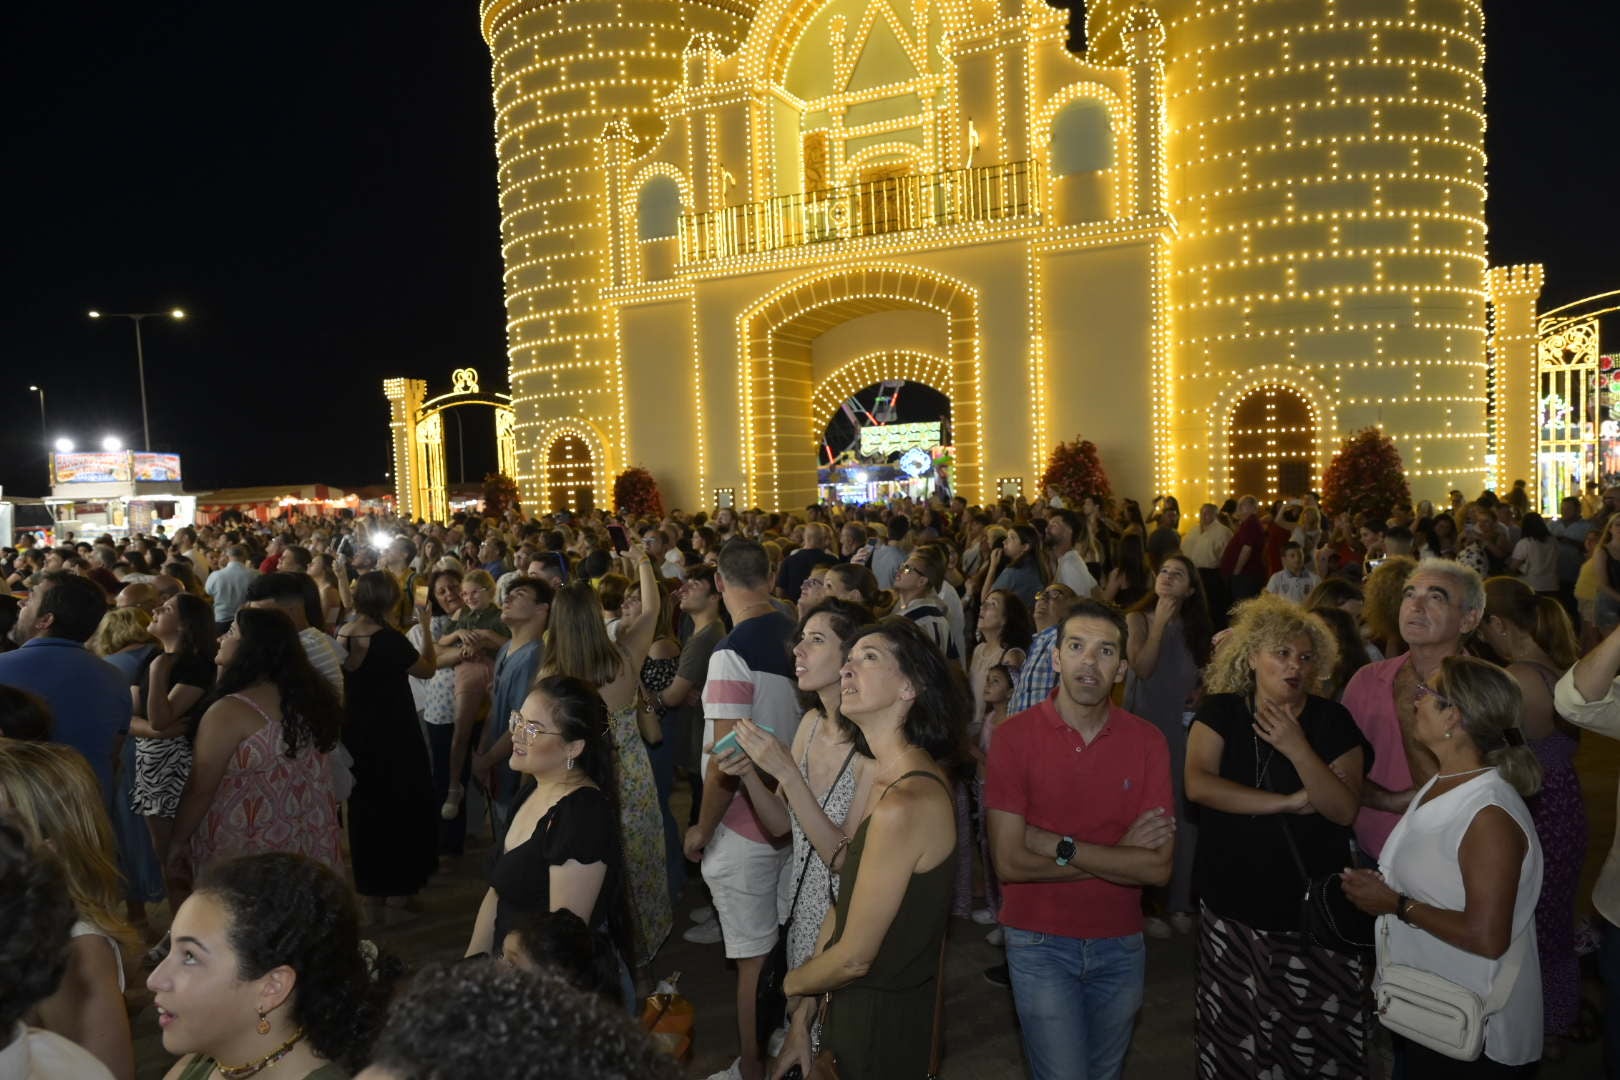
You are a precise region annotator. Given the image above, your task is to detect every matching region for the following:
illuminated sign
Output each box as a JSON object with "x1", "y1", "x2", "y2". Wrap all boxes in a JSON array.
[
  {"x1": 898, "y1": 447, "x2": 932, "y2": 477},
  {"x1": 52, "y1": 452, "x2": 131, "y2": 484},
  {"x1": 859, "y1": 422, "x2": 941, "y2": 458},
  {"x1": 133, "y1": 453, "x2": 182, "y2": 482}
]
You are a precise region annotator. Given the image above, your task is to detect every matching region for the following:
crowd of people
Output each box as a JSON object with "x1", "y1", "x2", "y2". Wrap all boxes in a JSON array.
[{"x1": 3, "y1": 479, "x2": 1620, "y2": 1078}]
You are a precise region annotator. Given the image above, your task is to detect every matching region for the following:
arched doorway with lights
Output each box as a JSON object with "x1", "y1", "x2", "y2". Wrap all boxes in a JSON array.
[
  {"x1": 1225, "y1": 383, "x2": 1318, "y2": 502},
  {"x1": 813, "y1": 350, "x2": 955, "y2": 502}
]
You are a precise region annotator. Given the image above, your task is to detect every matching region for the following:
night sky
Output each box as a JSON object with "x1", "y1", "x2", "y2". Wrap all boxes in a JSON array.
[{"x1": 2, "y1": 1, "x2": 1614, "y2": 499}]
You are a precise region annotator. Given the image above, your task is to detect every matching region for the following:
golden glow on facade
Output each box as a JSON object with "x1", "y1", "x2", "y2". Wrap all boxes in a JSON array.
[{"x1": 481, "y1": 0, "x2": 1503, "y2": 511}]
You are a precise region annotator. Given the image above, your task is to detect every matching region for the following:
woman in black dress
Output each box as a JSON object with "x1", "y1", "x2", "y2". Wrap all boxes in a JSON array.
[
  {"x1": 337, "y1": 571, "x2": 440, "y2": 921},
  {"x1": 463, "y1": 675, "x2": 635, "y2": 1005}
]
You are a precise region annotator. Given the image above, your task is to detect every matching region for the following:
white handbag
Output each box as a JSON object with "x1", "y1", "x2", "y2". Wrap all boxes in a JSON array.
[{"x1": 1373, "y1": 915, "x2": 1524, "y2": 1061}]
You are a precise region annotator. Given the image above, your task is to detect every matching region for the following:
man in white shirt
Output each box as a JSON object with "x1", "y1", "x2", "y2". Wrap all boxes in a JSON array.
[
  {"x1": 1181, "y1": 503, "x2": 1233, "y2": 627},
  {"x1": 204, "y1": 544, "x2": 258, "y2": 633},
  {"x1": 1265, "y1": 543, "x2": 1320, "y2": 605},
  {"x1": 1045, "y1": 509, "x2": 1099, "y2": 599}
]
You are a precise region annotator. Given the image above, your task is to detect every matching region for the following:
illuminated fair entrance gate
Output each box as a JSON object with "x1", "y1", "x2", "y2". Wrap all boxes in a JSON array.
[
  {"x1": 1535, "y1": 293, "x2": 1615, "y2": 515},
  {"x1": 1224, "y1": 384, "x2": 1318, "y2": 502},
  {"x1": 383, "y1": 369, "x2": 516, "y2": 522}
]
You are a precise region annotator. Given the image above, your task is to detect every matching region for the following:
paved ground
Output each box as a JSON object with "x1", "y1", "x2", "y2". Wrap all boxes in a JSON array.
[{"x1": 132, "y1": 732, "x2": 1617, "y2": 1078}]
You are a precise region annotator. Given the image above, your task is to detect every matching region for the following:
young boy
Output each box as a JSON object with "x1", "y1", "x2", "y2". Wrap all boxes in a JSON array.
[{"x1": 1265, "y1": 541, "x2": 1320, "y2": 605}]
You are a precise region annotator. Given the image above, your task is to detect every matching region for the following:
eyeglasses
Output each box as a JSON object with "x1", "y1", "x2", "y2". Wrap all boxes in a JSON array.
[
  {"x1": 1036, "y1": 590, "x2": 1067, "y2": 602},
  {"x1": 1412, "y1": 682, "x2": 1463, "y2": 716},
  {"x1": 898, "y1": 565, "x2": 922, "y2": 577},
  {"x1": 508, "y1": 710, "x2": 563, "y2": 741}
]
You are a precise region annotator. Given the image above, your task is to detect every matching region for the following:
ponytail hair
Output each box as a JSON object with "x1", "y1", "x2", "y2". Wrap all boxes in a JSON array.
[
  {"x1": 1433, "y1": 654, "x2": 1543, "y2": 797},
  {"x1": 1483, "y1": 575, "x2": 1578, "y2": 670}
]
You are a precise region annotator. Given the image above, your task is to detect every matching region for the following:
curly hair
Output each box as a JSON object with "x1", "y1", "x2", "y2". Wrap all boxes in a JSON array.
[
  {"x1": 0, "y1": 817, "x2": 76, "y2": 1030},
  {"x1": 1203, "y1": 593, "x2": 1339, "y2": 697},
  {"x1": 195, "y1": 853, "x2": 401, "y2": 1071},
  {"x1": 366, "y1": 960, "x2": 679, "y2": 1080},
  {"x1": 210, "y1": 607, "x2": 342, "y2": 758}
]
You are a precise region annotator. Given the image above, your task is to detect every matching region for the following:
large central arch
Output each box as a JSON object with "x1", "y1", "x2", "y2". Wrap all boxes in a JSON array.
[{"x1": 739, "y1": 264, "x2": 983, "y2": 507}]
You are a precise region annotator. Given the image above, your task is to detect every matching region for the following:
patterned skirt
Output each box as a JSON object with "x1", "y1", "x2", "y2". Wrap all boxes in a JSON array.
[
  {"x1": 132, "y1": 735, "x2": 193, "y2": 817},
  {"x1": 1195, "y1": 903, "x2": 1367, "y2": 1079},
  {"x1": 612, "y1": 705, "x2": 673, "y2": 966}
]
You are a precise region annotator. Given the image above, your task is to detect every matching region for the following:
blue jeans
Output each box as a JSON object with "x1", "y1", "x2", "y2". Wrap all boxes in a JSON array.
[
  {"x1": 1005, "y1": 927, "x2": 1146, "y2": 1080},
  {"x1": 643, "y1": 713, "x2": 687, "y2": 904}
]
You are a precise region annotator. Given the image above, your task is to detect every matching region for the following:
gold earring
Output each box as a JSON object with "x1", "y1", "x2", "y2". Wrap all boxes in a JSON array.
[{"x1": 256, "y1": 1007, "x2": 271, "y2": 1035}]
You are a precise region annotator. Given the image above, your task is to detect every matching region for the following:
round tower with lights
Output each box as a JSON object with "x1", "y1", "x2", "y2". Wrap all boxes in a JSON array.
[
  {"x1": 480, "y1": 0, "x2": 752, "y2": 509},
  {"x1": 1086, "y1": 0, "x2": 1489, "y2": 503}
]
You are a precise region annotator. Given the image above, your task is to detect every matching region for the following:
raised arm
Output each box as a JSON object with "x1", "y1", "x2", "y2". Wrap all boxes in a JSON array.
[
  {"x1": 405, "y1": 604, "x2": 438, "y2": 679},
  {"x1": 1567, "y1": 620, "x2": 1620, "y2": 713},
  {"x1": 615, "y1": 547, "x2": 662, "y2": 666}
]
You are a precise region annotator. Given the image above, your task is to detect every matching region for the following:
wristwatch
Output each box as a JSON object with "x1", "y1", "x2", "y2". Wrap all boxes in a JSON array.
[
  {"x1": 1054, "y1": 835, "x2": 1076, "y2": 867},
  {"x1": 1395, "y1": 894, "x2": 1414, "y2": 924}
]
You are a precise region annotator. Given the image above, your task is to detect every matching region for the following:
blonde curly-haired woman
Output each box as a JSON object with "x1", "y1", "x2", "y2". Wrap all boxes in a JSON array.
[{"x1": 1185, "y1": 594, "x2": 1369, "y2": 1079}]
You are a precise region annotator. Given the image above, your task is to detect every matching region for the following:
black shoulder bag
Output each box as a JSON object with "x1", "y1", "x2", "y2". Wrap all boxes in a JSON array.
[
  {"x1": 755, "y1": 744, "x2": 859, "y2": 1055},
  {"x1": 1256, "y1": 725, "x2": 1375, "y2": 956}
]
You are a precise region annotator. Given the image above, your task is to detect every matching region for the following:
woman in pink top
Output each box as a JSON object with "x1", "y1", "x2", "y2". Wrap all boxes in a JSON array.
[{"x1": 169, "y1": 608, "x2": 344, "y2": 880}]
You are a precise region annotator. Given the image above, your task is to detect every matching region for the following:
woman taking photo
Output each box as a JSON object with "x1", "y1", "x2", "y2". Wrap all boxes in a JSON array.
[
  {"x1": 1185, "y1": 594, "x2": 1367, "y2": 1077},
  {"x1": 0, "y1": 741, "x2": 139, "y2": 1080},
  {"x1": 540, "y1": 546, "x2": 672, "y2": 967},
  {"x1": 337, "y1": 572, "x2": 441, "y2": 922},
  {"x1": 134, "y1": 592, "x2": 217, "y2": 914},
  {"x1": 168, "y1": 608, "x2": 344, "y2": 876},
  {"x1": 308, "y1": 552, "x2": 351, "y2": 631},
  {"x1": 1343, "y1": 656, "x2": 1544, "y2": 1076},
  {"x1": 1478, "y1": 577, "x2": 1585, "y2": 1061},
  {"x1": 774, "y1": 617, "x2": 967, "y2": 1080},
  {"x1": 1124, "y1": 554, "x2": 1213, "y2": 938},
  {"x1": 715, "y1": 599, "x2": 876, "y2": 972},
  {"x1": 148, "y1": 852, "x2": 397, "y2": 1080},
  {"x1": 463, "y1": 677, "x2": 636, "y2": 1002}
]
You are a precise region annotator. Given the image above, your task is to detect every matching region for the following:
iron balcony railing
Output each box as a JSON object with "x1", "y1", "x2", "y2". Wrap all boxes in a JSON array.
[{"x1": 677, "y1": 159, "x2": 1042, "y2": 264}]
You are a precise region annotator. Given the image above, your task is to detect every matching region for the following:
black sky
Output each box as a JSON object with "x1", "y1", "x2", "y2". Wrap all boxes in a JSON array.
[{"x1": 2, "y1": 1, "x2": 1614, "y2": 498}]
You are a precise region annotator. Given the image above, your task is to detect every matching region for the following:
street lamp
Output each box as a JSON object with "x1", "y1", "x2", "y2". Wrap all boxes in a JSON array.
[
  {"x1": 55, "y1": 438, "x2": 75, "y2": 453},
  {"x1": 87, "y1": 307, "x2": 187, "y2": 450},
  {"x1": 27, "y1": 385, "x2": 45, "y2": 445},
  {"x1": 102, "y1": 435, "x2": 122, "y2": 452}
]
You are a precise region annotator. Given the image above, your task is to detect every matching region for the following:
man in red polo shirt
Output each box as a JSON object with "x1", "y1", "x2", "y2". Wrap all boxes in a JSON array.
[{"x1": 986, "y1": 600, "x2": 1174, "y2": 1080}]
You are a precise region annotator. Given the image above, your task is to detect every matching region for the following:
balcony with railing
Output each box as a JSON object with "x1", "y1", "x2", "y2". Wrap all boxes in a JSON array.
[{"x1": 677, "y1": 159, "x2": 1042, "y2": 265}]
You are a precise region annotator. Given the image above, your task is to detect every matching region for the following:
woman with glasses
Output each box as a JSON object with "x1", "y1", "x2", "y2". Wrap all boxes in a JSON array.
[
  {"x1": 463, "y1": 676, "x2": 637, "y2": 1005},
  {"x1": 1343, "y1": 656, "x2": 1545, "y2": 1076},
  {"x1": 337, "y1": 572, "x2": 441, "y2": 923}
]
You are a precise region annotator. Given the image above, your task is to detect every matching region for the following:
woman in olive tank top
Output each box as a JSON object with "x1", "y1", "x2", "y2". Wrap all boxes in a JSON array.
[{"x1": 776, "y1": 618, "x2": 969, "y2": 1080}]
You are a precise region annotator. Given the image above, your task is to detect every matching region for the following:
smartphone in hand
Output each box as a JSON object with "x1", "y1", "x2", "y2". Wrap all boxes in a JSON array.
[{"x1": 712, "y1": 723, "x2": 775, "y2": 757}]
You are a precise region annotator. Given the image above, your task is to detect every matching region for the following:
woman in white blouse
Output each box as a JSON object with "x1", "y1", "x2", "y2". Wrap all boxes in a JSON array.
[{"x1": 1343, "y1": 655, "x2": 1545, "y2": 1077}]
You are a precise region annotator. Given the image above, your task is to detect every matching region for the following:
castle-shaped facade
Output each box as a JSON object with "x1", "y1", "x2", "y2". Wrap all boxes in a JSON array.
[{"x1": 480, "y1": 0, "x2": 1492, "y2": 512}]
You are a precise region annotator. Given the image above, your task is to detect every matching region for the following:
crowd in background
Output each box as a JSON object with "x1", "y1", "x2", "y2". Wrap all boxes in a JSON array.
[{"x1": 4, "y1": 477, "x2": 1620, "y2": 1078}]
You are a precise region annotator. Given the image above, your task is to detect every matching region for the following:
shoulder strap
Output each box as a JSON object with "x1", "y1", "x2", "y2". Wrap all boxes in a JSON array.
[
  {"x1": 882, "y1": 769, "x2": 950, "y2": 799},
  {"x1": 228, "y1": 692, "x2": 276, "y2": 725}
]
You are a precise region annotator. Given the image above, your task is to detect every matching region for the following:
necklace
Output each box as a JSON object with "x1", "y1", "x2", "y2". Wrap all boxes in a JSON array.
[
  {"x1": 1433, "y1": 765, "x2": 1493, "y2": 781},
  {"x1": 216, "y1": 1028, "x2": 306, "y2": 1079}
]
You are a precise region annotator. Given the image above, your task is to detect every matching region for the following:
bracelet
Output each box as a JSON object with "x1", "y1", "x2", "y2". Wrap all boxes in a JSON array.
[{"x1": 829, "y1": 834, "x2": 851, "y2": 864}]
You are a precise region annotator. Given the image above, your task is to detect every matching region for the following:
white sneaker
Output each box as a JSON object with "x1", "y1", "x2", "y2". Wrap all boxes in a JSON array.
[
  {"x1": 767, "y1": 1023, "x2": 789, "y2": 1058},
  {"x1": 970, "y1": 907, "x2": 997, "y2": 925},
  {"x1": 1144, "y1": 916, "x2": 1172, "y2": 940},
  {"x1": 1170, "y1": 911, "x2": 1196, "y2": 935},
  {"x1": 985, "y1": 926, "x2": 1004, "y2": 946},
  {"x1": 703, "y1": 1059, "x2": 743, "y2": 1080},
  {"x1": 688, "y1": 905, "x2": 714, "y2": 924},
  {"x1": 681, "y1": 917, "x2": 723, "y2": 945}
]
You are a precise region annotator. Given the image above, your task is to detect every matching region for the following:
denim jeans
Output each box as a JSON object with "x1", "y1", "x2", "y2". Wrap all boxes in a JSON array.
[
  {"x1": 1004, "y1": 927, "x2": 1146, "y2": 1080},
  {"x1": 643, "y1": 712, "x2": 687, "y2": 904}
]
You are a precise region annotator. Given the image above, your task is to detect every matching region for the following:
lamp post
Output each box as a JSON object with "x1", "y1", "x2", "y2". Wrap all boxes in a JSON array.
[
  {"x1": 28, "y1": 386, "x2": 47, "y2": 487},
  {"x1": 87, "y1": 308, "x2": 185, "y2": 451}
]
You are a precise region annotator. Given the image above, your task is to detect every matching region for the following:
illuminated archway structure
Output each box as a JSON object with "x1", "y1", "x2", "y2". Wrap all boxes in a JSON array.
[
  {"x1": 482, "y1": 0, "x2": 1513, "y2": 510},
  {"x1": 383, "y1": 369, "x2": 516, "y2": 522}
]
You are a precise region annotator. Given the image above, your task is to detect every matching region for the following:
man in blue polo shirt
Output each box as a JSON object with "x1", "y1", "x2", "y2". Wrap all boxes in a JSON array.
[{"x1": 0, "y1": 571, "x2": 131, "y2": 811}]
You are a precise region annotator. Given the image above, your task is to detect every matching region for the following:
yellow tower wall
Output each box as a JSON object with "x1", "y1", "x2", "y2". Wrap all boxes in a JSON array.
[
  {"x1": 482, "y1": 0, "x2": 753, "y2": 509},
  {"x1": 1087, "y1": 0, "x2": 1490, "y2": 505}
]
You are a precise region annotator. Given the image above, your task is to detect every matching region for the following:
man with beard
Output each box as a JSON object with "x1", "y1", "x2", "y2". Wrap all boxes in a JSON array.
[{"x1": 985, "y1": 600, "x2": 1174, "y2": 1080}]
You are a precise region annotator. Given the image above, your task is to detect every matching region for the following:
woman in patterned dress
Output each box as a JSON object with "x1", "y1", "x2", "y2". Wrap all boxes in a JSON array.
[
  {"x1": 628, "y1": 577, "x2": 686, "y2": 905},
  {"x1": 167, "y1": 607, "x2": 344, "y2": 878},
  {"x1": 541, "y1": 544, "x2": 673, "y2": 968},
  {"x1": 133, "y1": 592, "x2": 216, "y2": 913},
  {"x1": 716, "y1": 598, "x2": 875, "y2": 970},
  {"x1": 1480, "y1": 576, "x2": 1591, "y2": 1059}
]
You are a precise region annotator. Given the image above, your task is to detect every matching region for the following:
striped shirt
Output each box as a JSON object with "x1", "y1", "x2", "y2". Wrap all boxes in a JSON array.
[
  {"x1": 299, "y1": 627, "x2": 347, "y2": 704},
  {"x1": 702, "y1": 610, "x2": 800, "y2": 843}
]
